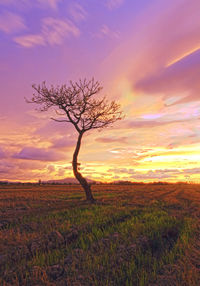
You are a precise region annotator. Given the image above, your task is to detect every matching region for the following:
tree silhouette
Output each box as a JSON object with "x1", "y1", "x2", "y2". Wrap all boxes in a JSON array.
[{"x1": 28, "y1": 78, "x2": 123, "y2": 202}]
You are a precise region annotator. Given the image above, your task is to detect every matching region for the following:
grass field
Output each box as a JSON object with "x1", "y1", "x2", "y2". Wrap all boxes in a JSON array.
[{"x1": 0, "y1": 183, "x2": 199, "y2": 286}]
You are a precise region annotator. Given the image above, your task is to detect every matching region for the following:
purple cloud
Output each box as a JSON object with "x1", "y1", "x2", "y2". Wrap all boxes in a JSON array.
[
  {"x1": 0, "y1": 11, "x2": 26, "y2": 34},
  {"x1": 0, "y1": 161, "x2": 13, "y2": 174},
  {"x1": 51, "y1": 136, "x2": 75, "y2": 149},
  {"x1": 105, "y1": 0, "x2": 124, "y2": 10},
  {"x1": 14, "y1": 16, "x2": 80, "y2": 48},
  {"x1": 13, "y1": 147, "x2": 65, "y2": 161},
  {"x1": 37, "y1": 0, "x2": 61, "y2": 10},
  {"x1": 35, "y1": 121, "x2": 75, "y2": 138},
  {"x1": 0, "y1": 147, "x2": 6, "y2": 159},
  {"x1": 42, "y1": 17, "x2": 80, "y2": 45},
  {"x1": 14, "y1": 34, "x2": 45, "y2": 48},
  {"x1": 69, "y1": 3, "x2": 87, "y2": 23},
  {"x1": 135, "y1": 49, "x2": 200, "y2": 105}
]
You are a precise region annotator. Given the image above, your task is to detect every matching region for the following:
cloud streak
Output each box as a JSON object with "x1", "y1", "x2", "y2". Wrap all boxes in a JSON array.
[
  {"x1": 0, "y1": 11, "x2": 26, "y2": 34},
  {"x1": 14, "y1": 34, "x2": 45, "y2": 48}
]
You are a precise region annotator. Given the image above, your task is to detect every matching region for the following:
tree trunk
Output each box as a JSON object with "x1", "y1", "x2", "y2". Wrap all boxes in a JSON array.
[{"x1": 72, "y1": 132, "x2": 95, "y2": 202}]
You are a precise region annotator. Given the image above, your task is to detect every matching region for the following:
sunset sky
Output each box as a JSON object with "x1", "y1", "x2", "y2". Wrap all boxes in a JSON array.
[{"x1": 1, "y1": 0, "x2": 200, "y2": 183}]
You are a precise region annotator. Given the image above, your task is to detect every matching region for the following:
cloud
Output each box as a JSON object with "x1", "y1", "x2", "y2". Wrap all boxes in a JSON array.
[
  {"x1": 51, "y1": 136, "x2": 75, "y2": 149},
  {"x1": 126, "y1": 118, "x2": 186, "y2": 129},
  {"x1": 0, "y1": 0, "x2": 60, "y2": 10},
  {"x1": 0, "y1": 116, "x2": 7, "y2": 120},
  {"x1": 0, "y1": 11, "x2": 26, "y2": 34},
  {"x1": 0, "y1": 147, "x2": 6, "y2": 159},
  {"x1": 167, "y1": 132, "x2": 200, "y2": 149},
  {"x1": 0, "y1": 0, "x2": 24, "y2": 6},
  {"x1": 107, "y1": 147, "x2": 149, "y2": 160},
  {"x1": 57, "y1": 166, "x2": 66, "y2": 176},
  {"x1": 108, "y1": 167, "x2": 135, "y2": 174},
  {"x1": 35, "y1": 120, "x2": 75, "y2": 138},
  {"x1": 0, "y1": 0, "x2": 13, "y2": 4},
  {"x1": 42, "y1": 17, "x2": 80, "y2": 45},
  {"x1": 47, "y1": 164, "x2": 55, "y2": 173},
  {"x1": 130, "y1": 170, "x2": 178, "y2": 180},
  {"x1": 127, "y1": 167, "x2": 200, "y2": 180},
  {"x1": 14, "y1": 16, "x2": 80, "y2": 48},
  {"x1": 14, "y1": 34, "x2": 45, "y2": 48},
  {"x1": 13, "y1": 147, "x2": 65, "y2": 161},
  {"x1": 182, "y1": 167, "x2": 200, "y2": 174},
  {"x1": 135, "y1": 49, "x2": 200, "y2": 105},
  {"x1": 97, "y1": 24, "x2": 120, "y2": 39},
  {"x1": 108, "y1": 167, "x2": 181, "y2": 181},
  {"x1": 96, "y1": 136, "x2": 127, "y2": 144},
  {"x1": 0, "y1": 161, "x2": 13, "y2": 175},
  {"x1": 69, "y1": 3, "x2": 87, "y2": 22},
  {"x1": 105, "y1": 0, "x2": 124, "y2": 9},
  {"x1": 37, "y1": 0, "x2": 60, "y2": 10}
]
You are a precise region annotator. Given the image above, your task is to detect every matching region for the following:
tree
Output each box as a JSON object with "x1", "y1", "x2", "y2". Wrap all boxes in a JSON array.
[{"x1": 28, "y1": 78, "x2": 123, "y2": 202}]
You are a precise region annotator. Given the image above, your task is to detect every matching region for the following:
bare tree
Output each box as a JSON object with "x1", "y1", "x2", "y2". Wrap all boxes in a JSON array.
[{"x1": 28, "y1": 78, "x2": 123, "y2": 202}]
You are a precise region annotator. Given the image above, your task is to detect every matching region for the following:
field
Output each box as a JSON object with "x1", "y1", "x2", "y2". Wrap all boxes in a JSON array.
[{"x1": 0, "y1": 183, "x2": 199, "y2": 286}]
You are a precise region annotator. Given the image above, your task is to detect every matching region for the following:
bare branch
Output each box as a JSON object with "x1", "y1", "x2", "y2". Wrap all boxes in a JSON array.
[
  {"x1": 50, "y1": 117, "x2": 70, "y2": 123},
  {"x1": 28, "y1": 78, "x2": 124, "y2": 134}
]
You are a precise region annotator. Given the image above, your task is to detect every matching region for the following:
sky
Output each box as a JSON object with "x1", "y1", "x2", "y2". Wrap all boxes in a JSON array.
[{"x1": 1, "y1": 0, "x2": 200, "y2": 183}]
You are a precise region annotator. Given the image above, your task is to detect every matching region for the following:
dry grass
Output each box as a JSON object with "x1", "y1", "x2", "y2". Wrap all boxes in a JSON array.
[{"x1": 0, "y1": 183, "x2": 199, "y2": 285}]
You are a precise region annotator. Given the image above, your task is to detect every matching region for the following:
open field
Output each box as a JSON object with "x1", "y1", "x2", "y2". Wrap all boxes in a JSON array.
[{"x1": 0, "y1": 183, "x2": 199, "y2": 286}]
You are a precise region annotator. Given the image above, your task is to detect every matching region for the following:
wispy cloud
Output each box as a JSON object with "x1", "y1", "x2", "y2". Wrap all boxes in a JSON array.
[
  {"x1": 0, "y1": 0, "x2": 60, "y2": 10},
  {"x1": 14, "y1": 17, "x2": 80, "y2": 47},
  {"x1": 69, "y1": 3, "x2": 87, "y2": 23},
  {"x1": 37, "y1": 0, "x2": 61, "y2": 10},
  {"x1": 14, "y1": 34, "x2": 45, "y2": 48},
  {"x1": 97, "y1": 24, "x2": 120, "y2": 39},
  {"x1": 42, "y1": 17, "x2": 80, "y2": 45},
  {"x1": 0, "y1": 11, "x2": 26, "y2": 34},
  {"x1": 105, "y1": 0, "x2": 124, "y2": 9}
]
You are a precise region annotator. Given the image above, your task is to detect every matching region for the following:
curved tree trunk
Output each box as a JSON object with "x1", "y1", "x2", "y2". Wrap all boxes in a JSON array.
[{"x1": 72, "y1": 132, "x2": 95, "y2": 202}]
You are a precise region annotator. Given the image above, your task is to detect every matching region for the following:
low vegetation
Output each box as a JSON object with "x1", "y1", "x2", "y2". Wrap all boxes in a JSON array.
[{"x1": 0, "y1": 183, "x2": 199, "y2": 285}]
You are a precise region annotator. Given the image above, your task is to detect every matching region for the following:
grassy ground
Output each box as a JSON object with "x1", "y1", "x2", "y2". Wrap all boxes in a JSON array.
[{"x1": 0, "y1": 183, "x2": 199, "y2": 285}]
